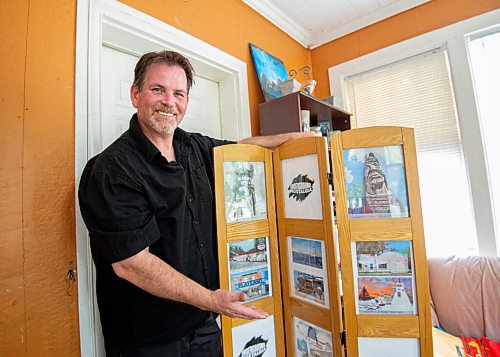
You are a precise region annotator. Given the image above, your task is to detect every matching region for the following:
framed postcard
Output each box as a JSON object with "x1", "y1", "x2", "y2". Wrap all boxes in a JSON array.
[
  {"x1": 343, "y1": 145, "x2": 409, "y2": 219},
  {"x1": 355, "y1": 276, "x2": 416, "y2": 315},
  {"x1": 358, "y1": 337, "x2": 420, "y2": 357},
  {"x1": 290, "y1": 237, "x2": 325, "y2": 270},
  {"x1": 228, "y1": 237, "x2": 271, "y2": 302},
  {"x1": 281, "y1": 154, "x2": 323, "y2": 220},
  {"x1": 232, "y1": 316, "x2": 277, "y2": 357},
  {"x1": 294, "y1": 316, "x2": 334, "y2": 357},
  {"x1": 249, "y1": 43, "x2": 289, "y2": 102},
  {"x1": 288, "y1": 236, "x2": 329, "y2": 307},
  {"x1": 291, "y1": 269, "x2": 329, "y2": 307},
  {"x1": 354, "y1": 240, "x2": 414, "y2": 277},
  {"x1": 224, "y1": 161, "x2": 267, "y2": 223}
]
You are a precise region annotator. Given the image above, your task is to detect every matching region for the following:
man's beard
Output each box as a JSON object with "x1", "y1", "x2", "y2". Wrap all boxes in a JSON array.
[{"x1": 147, "y1": 107, "x2": 179, "y2": 135}]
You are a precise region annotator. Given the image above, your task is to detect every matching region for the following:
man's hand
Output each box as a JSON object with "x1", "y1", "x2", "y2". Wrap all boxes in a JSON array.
[
  {"x1": 208, "y1": 289, "x2": 269, "y2": 320},
  {"x1": 112, "y1": 249, "x2": 268, "y2": 320}
]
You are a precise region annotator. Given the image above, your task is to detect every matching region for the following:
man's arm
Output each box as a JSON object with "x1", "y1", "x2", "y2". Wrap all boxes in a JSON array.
[
  {"x1": 112, "y1": 248, "x2": 268, "y2": 320},
  {"x1": 238, "y1": 131, "x2": 315, "y2": 149}
]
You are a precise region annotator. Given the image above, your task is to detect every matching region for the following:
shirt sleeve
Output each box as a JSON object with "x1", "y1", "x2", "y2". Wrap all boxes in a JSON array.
[{"x1": 78, "y1": 157, "x2": 161, "y2": 264}]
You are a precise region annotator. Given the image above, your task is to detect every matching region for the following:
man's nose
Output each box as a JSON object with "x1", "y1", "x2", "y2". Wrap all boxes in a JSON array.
[{"x1": 160, "y1": 91, "x2": 175, "y2": 106}]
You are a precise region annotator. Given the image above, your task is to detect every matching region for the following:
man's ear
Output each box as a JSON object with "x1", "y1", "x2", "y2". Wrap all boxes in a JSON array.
[{"x1": 130, "y1": 84, "x2": 139, "y2": 108}]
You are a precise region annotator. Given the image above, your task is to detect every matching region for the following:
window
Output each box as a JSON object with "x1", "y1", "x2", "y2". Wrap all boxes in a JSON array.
[
  {"x1": 344, "y1": 49, "x2": 477, "y2": 257},
  {"x1": 467, "y1": 26, "x2": 500, "y2": 253},
  {"x1": 328, "y1": 10, "x2": 500, "y2": 257}
]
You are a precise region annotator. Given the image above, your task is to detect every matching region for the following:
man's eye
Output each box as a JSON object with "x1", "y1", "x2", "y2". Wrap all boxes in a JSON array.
[
  {"x1": 151, "y1": 88, "x2": 163, "y2": 93},
  {"x1": 175, "y1": 92, "x2": 185, "y2": 98}
]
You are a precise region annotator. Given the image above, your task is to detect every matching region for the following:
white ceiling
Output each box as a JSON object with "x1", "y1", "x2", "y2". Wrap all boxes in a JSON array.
[{"x1": 242, "y1": 0, "x2": 431, "y2": 49}]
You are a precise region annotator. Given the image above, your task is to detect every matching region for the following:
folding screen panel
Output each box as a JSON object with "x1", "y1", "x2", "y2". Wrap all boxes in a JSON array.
[
  {"x1": 273, "y1": 136, "x2": 344, "y2": 357},
  {"x1": 330, "y1": 127, "x2": 433, "y2": 357},
  {"x1": 214, "y1": 144, "x2": 285, "y2": 357}
]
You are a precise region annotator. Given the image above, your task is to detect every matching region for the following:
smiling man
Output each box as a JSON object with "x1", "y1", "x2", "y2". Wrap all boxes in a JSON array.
[{"x1": 78, "y1": 50, "x2": 311, "y2": 357}]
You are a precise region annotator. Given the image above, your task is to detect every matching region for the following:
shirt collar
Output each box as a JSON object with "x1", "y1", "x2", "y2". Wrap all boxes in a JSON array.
[{"x1": 129, "y1": 114, "x2": 192, "y2": 163}]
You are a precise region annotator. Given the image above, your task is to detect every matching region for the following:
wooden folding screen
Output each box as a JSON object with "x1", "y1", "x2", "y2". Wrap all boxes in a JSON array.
[
  {"x1": 330, "y1": 126, "x2": 433, "y2": 357},
  {"x1": 213, "y1": 128, "x2": 432, "y2": 356}
]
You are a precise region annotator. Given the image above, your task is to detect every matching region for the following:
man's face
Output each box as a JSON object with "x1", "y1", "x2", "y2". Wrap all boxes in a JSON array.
[{"x1": 130, "y1": 63, "x2": 189, "y2": 137}]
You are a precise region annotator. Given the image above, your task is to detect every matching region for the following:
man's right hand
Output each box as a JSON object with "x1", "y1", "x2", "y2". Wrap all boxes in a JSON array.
[{"x1": 208, "y1": 289, "x2": 269, "y2": 320}]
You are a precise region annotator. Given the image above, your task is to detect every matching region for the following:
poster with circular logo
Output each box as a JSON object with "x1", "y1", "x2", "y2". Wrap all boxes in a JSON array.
[{"x1": 281, "y1": 154, "x2": 322, "y2": 220}]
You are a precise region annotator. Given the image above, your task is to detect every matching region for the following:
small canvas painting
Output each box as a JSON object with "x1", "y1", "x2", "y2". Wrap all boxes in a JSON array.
[
  {"x1": 249, "y1": 43, "x2": 290, "y2": 101},
  {"x1": 228, "y1": 237, "x2": 271, "y2": 302},
  {"x1": 343, "y1": 145, "x2": 409, "y2": 219},
  {"x1": 224, "y1": 161, "x2": 267, "y2": 223},
  {"x1": 294, "y1": 317, "x2": 333, "y2": 357},
  {"x1": 232, "y1": 316, "x2": 277, "y2": 357}
]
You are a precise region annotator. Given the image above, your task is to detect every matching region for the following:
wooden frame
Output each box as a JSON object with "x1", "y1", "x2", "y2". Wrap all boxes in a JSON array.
[
  {"x1": 330, "y1": 126, "x2": 433, "y2": 357},
  {"x1": 214, "y1": 144, "x2": 285, "y2": 357},
  {"x1": 273, "y1": 136, "x2": 344, "y2": 357}
]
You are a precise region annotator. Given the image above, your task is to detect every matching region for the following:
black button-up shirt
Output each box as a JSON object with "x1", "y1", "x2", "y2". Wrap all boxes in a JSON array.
[{"x1": 78, "y1": 115, "x2": 232, "y2": 349}]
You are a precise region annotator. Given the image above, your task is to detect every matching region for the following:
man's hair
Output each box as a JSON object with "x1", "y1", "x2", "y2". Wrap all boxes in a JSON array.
[{"x1": 133, "y1": 50, "x2": 195, "y2": 92}]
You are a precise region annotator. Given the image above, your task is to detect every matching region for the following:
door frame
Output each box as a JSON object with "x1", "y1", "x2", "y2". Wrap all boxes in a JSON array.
[{"x1": 75, "y1": 1, "x2": 251, "y2": 355}]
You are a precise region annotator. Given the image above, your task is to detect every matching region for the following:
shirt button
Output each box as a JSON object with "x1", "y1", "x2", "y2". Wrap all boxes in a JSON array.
[
  {"x1": 188, "y1": 197, "x2": 193, "y2": 203},
  {"x1": 194, "y1": 219, "x2": 199, "y2": 225},
  {"x1": 200, "y1": 243, "x2": 204, "y2": 248}
]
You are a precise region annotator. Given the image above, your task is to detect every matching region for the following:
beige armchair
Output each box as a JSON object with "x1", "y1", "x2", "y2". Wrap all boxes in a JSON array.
[{"x1": 428, "y1": 256, "x2": 500, "y2": 341}]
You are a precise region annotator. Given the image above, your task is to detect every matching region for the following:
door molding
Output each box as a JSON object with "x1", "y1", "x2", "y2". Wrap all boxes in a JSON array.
[{"x1": 75, "y1": 1, "x2": 251, "y2": 355}]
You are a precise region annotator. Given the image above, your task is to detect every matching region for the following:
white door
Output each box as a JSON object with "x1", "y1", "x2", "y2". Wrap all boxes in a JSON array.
[
  {"x1": 99, "y1": 46, "x2": 223, "y2": 151},
  {"x1": 76, "y1": 2, "x2": 252, "y2": 355}
]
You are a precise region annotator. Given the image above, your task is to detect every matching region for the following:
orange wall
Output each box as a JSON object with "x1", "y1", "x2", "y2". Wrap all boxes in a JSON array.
[
  {"x1": 0, "y1": 0, "x2": 80, "y2": 355},
  {"x1": 311, "y1": 0, "x2": 500, "y2": 99},
  {"x1": 0, "y1": 0, "x2": 498, "y2": 355}
]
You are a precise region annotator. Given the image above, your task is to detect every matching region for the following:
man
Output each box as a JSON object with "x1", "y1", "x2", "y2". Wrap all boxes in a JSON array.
[{"x1": 78, "y1": 50, "x2": 311, "y2": 356}]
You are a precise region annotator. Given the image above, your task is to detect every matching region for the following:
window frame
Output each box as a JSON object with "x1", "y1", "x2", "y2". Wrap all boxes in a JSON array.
[{"x1": 328, "y1": 9, "x2": 500, "y2": 257}]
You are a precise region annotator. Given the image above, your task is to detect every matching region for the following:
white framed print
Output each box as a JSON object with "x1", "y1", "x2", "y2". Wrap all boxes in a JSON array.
[
  {"x1": 232, "y1": 316, "x2": 277, "y2": 357},
  {"x1": 281, "y1": 154, "x2": 323, "y2": 220}
]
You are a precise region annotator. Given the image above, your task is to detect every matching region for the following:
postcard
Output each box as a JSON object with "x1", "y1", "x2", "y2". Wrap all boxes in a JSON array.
[
  {"x1": 354, "y1": 240, "x2": 414, "y2": 277},
  {"x1": 232, "y1": 315, "x2": 277, "y2": 357},
  {"x1": 294, "y1": 317, "x2": 333, "y2": 357},
  {"x1": 292, "y1": 269, "x2": 328, "y2": 307},
  {"x1": 228, "y1": 237, "x2": 272, "y2": 302},
  {"x1": 224, "y1": 161, "x2": 267, "y2": 223},
  {"x1": 290, "y1": 237, "x2": 325, "y2": 270},
  {"x1": 356, "y1": 276, "x2": 416, "y2": 315},
  {"x1": 343, "y1": 145, "x2": 409, "y2": 219}
]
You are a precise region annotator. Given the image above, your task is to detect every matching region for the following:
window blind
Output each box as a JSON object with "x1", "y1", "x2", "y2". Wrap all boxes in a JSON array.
[{"x1": 345, "y1": 49, "x2": 478, "y2": 256}]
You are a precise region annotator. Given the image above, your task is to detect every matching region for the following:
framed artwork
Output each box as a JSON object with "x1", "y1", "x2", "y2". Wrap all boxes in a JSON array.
[
  {"x1": 358, "y1": 337, "x2": 420, "y2": 357},
  {"x1": 249, "y1": 43, "x2": 289, "y2": 101},
  {"x1": 232, "y1": 316, "x2": 277, "y2": 357},
  {"x1": 223, "y1": 161, "x2": 267, "y2": 223},
  {"x1": 293, "y1": 316, "x2": 334, "y2": 357},
  {"x1": 354, "y1": 240, "x2": 414, "y2": 277},
  {"x1": 343, "y1": 145, "x2": 409, "y2": 219},
  {"x1": 281, "y1": 154, "x2": 323, "y2": 220},
  {"x1": 228, "y1": 237, "x2": 272, "y2": 302}
]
